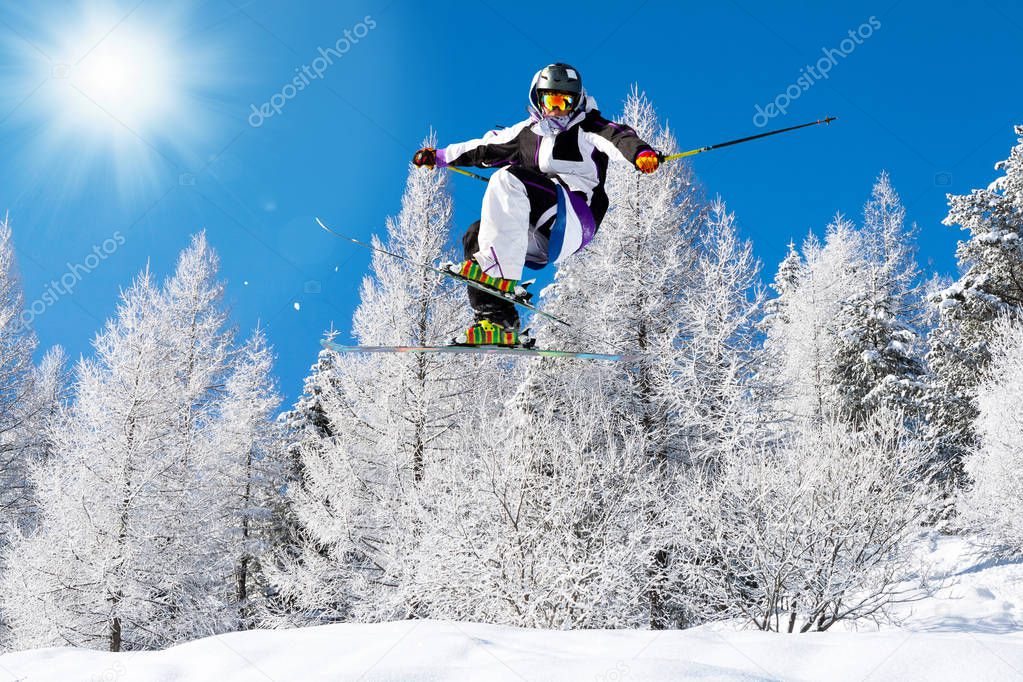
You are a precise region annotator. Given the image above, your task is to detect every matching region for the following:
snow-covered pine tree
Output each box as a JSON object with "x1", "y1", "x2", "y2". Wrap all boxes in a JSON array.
[
  {"x1": 764, "y1": 215, "x2": 864, "y2": 425},
  {"x1": 719, "y1": 176, "x2": 936, "y2": 632},
  {"x1": 673, "y1": 198, "x2": 766, "y2": 474},
  {"x1": 5, "y1": 346, "x2": 70, "y2": 536},
  {"x1": 21, "y1": 347, "x2": 70, "y2": 465},
  {"x1": 0, "y1": 219, "x2": 70, "y2": 645},
  {"x1": 0, "y1": 217, "x2": 43, "y2": 532},
  {"x1": 149, "y1": 233, "x2": 236, "y2": 642},
  {"x1": 0, "y1": 235, "x2": 238, "y2": 651},
  {"x1": 959, "y1": 316, "x2": 1023, "y2": 554},
  {"x1": 925, "y1": 126, "x2": 1023, "y2": 485},
  {"x1": 762, "y1": 240, "x2": 803, "y2": 329},
  {"x1": 655, "y1": 198, "x2": 770, "y2": 627},
  {"x1": 210, "y1": 326, "x2": 285, "y2": 629},
  {"x1": 1, "y1": 271, "x2": 170, "y2": 651},
  {"x1": 831, "y1": 173, "x2": 925, "y2": 424},
  {"x1": 259, "y1": 332, "x2": 342, "y2": 625},
  {"x1": 267, "y1": 134, "x2": 471, "y2": 624}
]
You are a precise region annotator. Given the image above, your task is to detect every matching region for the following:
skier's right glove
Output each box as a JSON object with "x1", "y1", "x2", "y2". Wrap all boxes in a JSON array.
[{"x1": 413, "y1": 147, "x2": 437, "y2": 168}]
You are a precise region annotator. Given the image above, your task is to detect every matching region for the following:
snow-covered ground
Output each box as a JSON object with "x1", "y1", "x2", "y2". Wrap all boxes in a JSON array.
[{"x1": 3, "y1": 536, "x2": 1022, "y2": 682}]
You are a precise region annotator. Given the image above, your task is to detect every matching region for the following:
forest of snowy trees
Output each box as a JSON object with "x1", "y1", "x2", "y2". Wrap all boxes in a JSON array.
[{"x1": 0, "y1": 95, "x2": 1021, "y2": 651}]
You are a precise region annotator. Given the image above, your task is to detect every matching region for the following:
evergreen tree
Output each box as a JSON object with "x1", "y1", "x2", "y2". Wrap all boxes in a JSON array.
[
  {"x1": 0, "y1": 217, "x2": 43, "y2": 531},
  {"x1": 211, "y1": 327, "x2": 285, "y2": 629},
  {"x1": 764, "y1": 216, "x2": 864, "y2": 425},
  {"x1": 660, "y1": 198, "x2": 770, "y2": 627},
  {"x1": 0, "y1": 236, "x2": 241, "y2": 651},
  {"x1": 832, "y1": 173, "x2": 925, "y2": 424},
  {"x1": 268, "y1": 135, "x2": 470, "y2": 624},
  {"x1": 925, "y1": 126, "x2": 1023, "y2": 484},
  {"x1": 763, "y1": 240, "x2": 803, "y2": 328},
  {"x1": 258, "y1": 333, "x2": 340, "y2": 624},
  {"x1": 959, "y1": 316, "x2": 1023, "y2": 554}
]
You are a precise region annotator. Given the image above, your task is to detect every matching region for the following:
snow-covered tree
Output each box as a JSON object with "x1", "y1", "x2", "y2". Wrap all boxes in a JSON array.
[
  {"x1": 764, "y1": 216, "x2": 864, "y2": 424},
  {"x1": 763, "y1": 240, "x2": 803, "y2": 328},
  {"x1": 925, "y1": 126, "x2": 1023, "y2": 485},
  {"x1": 697, "y1": 407, "x2": 938, "y2": 632},
  {"x1": 732, "y1": 186, "x2": 938, "y2": 631},
  {"x1": 0, "y1": 235, "x2": 240, "y2": 651},
  {"x1": 959, "y1": 316, "x2": 1023, "y2": 553},
  {"x1": 673, "y1": 198, "x2": 766, "y2": 474},
  {"x1": 259, "y1": 334, "x2": 342, "y2": 625},
  {"x1": 211, "y1": 327, "x2": 285, "y2": 629},
  {"x1": 0, "y1": 218, "x2": 70, "y2": 645},
  {"x1": 0, "y1": 217, "x2": 44, "y2": 531},
  {"x1": 526, "y1": 89, "x2": 704, "y2": 629},
  {"x1": 267, "y1": 134, "x2": 471, "y2": 624},
  {"x1": 2, "y1": 271, "x2": 169, "y2": 651},
  {"x1": 424, "y1": 89, "x2": 720, "y2": 630},
  {"x1": 650, "y1": 198, "x2": 770, "y2": 627},
  {"x1": 831, "y1": 173, "x2": 925, "y2": 423},
  {"x1": 412, "y1": 378, "x2": 662, "y2": 628}
]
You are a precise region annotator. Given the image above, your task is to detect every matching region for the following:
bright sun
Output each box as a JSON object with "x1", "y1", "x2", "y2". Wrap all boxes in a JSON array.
[
  {"x1": 67, "y1": 25, "x2": 180, "y2": 135},
  {"x1": 2, "y1": 1, "x2": 221, "y2": 196}
]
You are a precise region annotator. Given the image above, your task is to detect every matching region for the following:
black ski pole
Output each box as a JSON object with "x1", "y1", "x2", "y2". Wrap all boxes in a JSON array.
[{"x1": 662, "y1": 116, "x2": 837, "y2": 162}]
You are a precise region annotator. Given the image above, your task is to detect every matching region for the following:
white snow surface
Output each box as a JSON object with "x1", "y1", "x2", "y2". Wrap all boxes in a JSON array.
[{"x1": 3, "y1": 536, "x2": 1023, "y2": 682}]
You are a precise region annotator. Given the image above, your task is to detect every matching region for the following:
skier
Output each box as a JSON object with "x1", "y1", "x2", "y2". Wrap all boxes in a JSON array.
[{"x1": 412, "y1": 63, "x2": 661, "y2": 347}]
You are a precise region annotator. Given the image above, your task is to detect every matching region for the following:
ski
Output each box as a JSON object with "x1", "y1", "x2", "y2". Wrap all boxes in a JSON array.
[
  {"x1": 315, "y1": 217, "x2": 570, "y2": 327},
  {"x1": 321, "y1": 339, "x2": 639, "y2": 362}
]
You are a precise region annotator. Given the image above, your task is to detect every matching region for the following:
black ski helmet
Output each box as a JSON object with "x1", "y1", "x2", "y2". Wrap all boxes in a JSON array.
[{"x1": 535, "y1": 63, "x2": 583, "y2": 96}]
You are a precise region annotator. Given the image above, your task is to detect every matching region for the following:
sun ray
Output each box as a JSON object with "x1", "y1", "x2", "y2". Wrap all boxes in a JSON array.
[{"x1": 0, "y1": 1, "x2": 226, "y2": 201}]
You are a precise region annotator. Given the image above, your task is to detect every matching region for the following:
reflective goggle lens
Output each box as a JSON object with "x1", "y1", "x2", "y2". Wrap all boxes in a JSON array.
[{"x1": 541, "y1": 92, "x2": 575, "y2": 112}]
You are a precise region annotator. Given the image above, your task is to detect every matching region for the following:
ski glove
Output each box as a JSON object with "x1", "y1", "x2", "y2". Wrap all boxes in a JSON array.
[
  {"x1": 635, "y1": 150, "x2": 660, "y2": 174},
  {"x1": 413, "y1": 147, "x2": 437, "y2": 168}
]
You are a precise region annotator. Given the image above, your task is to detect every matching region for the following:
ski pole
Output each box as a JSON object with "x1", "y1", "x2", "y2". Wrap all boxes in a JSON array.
[{"x1": 662, "y1": 116, "x2": 837, "y2": 162}]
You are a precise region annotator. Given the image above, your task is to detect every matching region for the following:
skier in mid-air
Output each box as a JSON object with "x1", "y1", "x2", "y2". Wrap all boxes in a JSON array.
[{"x1": 413, "y1": 63, "x2": 661, "y2": 347}]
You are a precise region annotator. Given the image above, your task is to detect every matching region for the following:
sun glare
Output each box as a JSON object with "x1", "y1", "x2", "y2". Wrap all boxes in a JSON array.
[
  {"x1": 2, "y1": 2, "x2": 222, "y2": 197},
  {"x1": 67, "y1": 25, "x2": 180, "y2": 135}
]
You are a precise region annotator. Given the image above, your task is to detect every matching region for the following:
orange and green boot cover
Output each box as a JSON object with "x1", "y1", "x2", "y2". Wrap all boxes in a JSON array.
[
  {"x1": 447, "y1": 260, "x2": 518, "y2": 294},
  {"x1": 455, "y1": 319, "x2": 531, "y2": 347}
]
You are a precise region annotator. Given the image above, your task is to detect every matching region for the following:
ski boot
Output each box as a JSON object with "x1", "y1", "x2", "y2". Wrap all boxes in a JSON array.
[
  {"x1": 453, "y1": 318, "x2": 535, "y2": 348},
  {"x1": 441, "y1": 260, "x2": 534, "y2": 303}
]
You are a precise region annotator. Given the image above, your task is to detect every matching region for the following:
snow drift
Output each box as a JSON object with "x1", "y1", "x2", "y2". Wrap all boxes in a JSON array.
[{"x1": 3, "y1": 536, "x2": 1022, "y2": 682}]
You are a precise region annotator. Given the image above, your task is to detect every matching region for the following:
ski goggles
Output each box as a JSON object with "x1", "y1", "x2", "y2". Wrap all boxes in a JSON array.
[{"x1": 539, "y1": 91, "x2": 577, "y2": 114}]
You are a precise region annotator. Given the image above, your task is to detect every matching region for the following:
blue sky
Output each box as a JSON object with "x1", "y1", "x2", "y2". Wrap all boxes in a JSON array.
[{"x1": 0, "y1": 0, "x2": 1020, "y2": 402}]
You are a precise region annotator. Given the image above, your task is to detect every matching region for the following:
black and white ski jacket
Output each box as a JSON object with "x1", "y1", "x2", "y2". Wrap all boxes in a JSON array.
[{"x1": 436, "y1": 73, "x2": 654, "y2": 227}]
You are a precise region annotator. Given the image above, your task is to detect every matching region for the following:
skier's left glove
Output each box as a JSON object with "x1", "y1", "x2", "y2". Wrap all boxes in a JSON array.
[
  {"x1": 413, "y1": 147, "x2": 437, "y2": 168},
  {"x1": 635, "y1": 150, "x2": 659, "y2": 174}
]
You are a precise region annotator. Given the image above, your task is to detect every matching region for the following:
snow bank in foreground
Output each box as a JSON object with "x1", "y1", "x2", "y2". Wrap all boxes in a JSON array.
[
  {"x1": 2, "y1": 621, "x2": 1021, "y2": 682},
  {"x1": 2, "y1": 536, "x2": 1022, "y2": 682}
]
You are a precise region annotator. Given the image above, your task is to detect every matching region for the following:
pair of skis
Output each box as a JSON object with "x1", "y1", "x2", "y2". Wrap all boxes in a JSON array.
[{"x1": 315, "y1": 218, "x2": 637, "y2": 362}]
